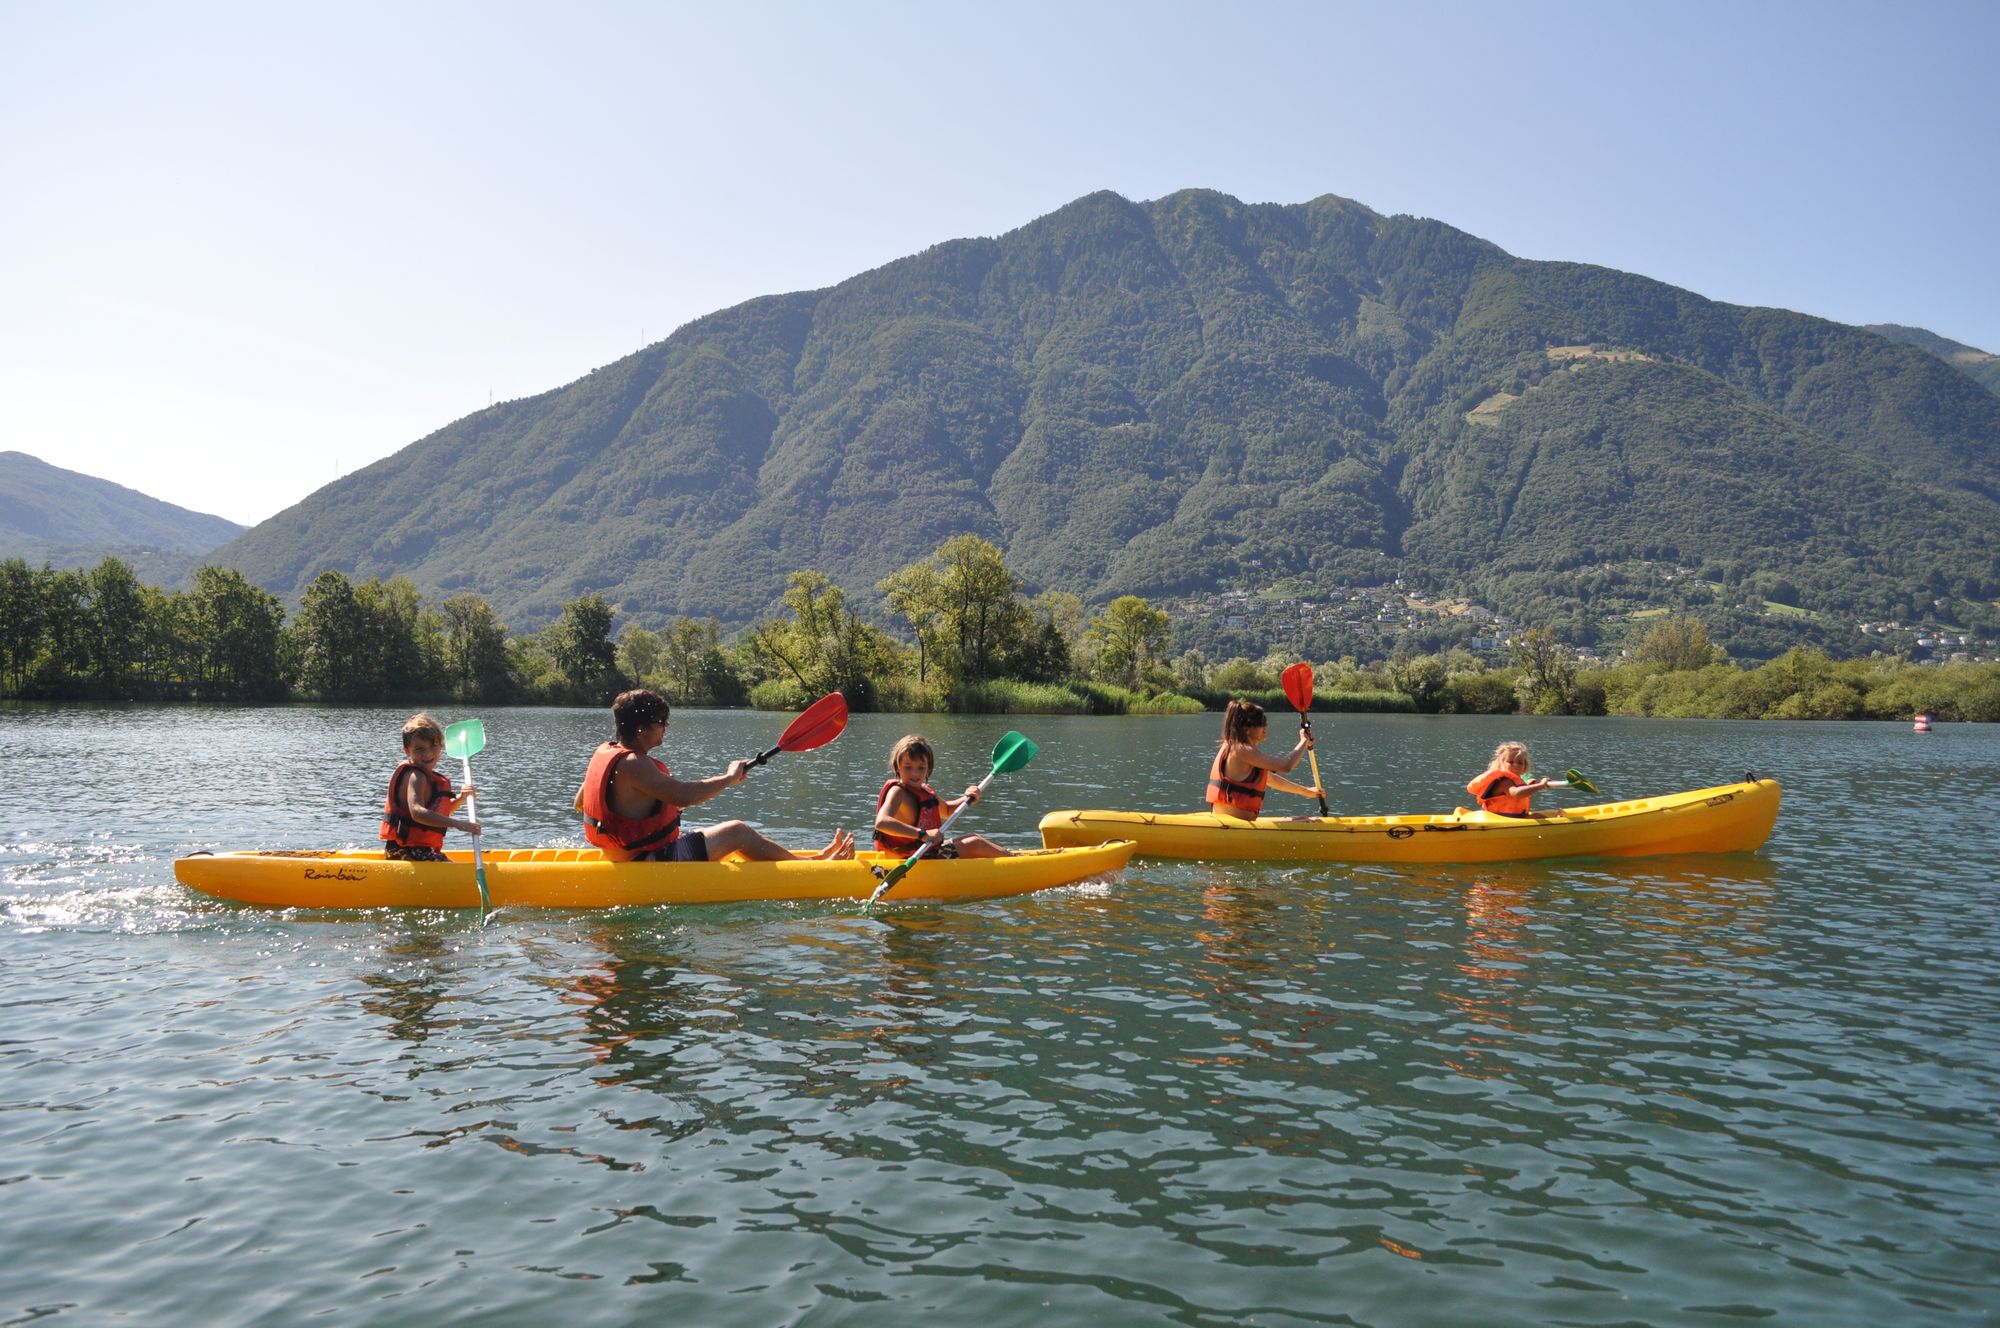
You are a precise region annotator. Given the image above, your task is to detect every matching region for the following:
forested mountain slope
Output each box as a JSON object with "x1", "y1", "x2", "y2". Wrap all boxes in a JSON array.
[
  {"x1": 1865, "y1": 324, "x2": 2000, "y2": 397},
  {"x1": 1, "y1": 450, "x2": 245, "y2": 580},
  {"x1": 207, "y1": 190, "x2": 2000, "y2": 631}
]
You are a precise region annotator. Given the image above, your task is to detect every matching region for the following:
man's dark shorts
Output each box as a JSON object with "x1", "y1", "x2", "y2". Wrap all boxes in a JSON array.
[
  {"x1": 384, "y1": 843, "x2": 450, "y2": 862},
  {"x1": 634, "y1": 830, "x2": 708, "y2": 863}
]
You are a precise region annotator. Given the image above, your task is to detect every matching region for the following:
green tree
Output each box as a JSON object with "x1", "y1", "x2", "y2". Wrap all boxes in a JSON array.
[
  {"x1": 1633, "y1": 613, "x2": 1722, "y2": 671},
  {"x1": 1511, "y1": 625, "x2": 1578, "y2": 715},
  {"x1": 1085, "y1": 595, "x2": 1170, "y2": 687},
  {"x1": 660, "y1": 617, "x2": 733, "y2": 705},
  {"x1": 82, "y1": 557, "x2": 147, "y2": 693},
  {"x1": 878, "y1": 560, "x2": 946, "y2": 684},
  {"x1": 0, "y1": 559, "x2": 45, "y2": 695},
  {"x1": 1012, "y1": 589, "x2": 1085, "y2": 683},
  {"x1": 353, "y1": 576, "x2": 432, "y2": 699},
  {"x1": 879, "y1": 535, "x2": 1030, "y2": 685},
  {"x1": 618, "y1": 624, "x2": 662, "y2": 689},
  {"x1": 36, "y1": 568, "x2": 89, "y2": 690},
  {"x1": 545, "y1": 594, "x2": 620, "y2": 702},
  {"x1": 1171, "y1": 648, "x2": 1211, "y2": 691},
  {"x1": 747, "y1": 570, "x2": 892, "y2": 706},
  {"x1": 291, "y1": 570, "x2": 366, "y2": 700},
  {"x1": 439, "y1": 593, "x2": 513, "y2": 702},
  {"x1": 1386, "y1": 651, "x2": 1449, "y2": 712},
  {"x1": 186, "y1": 566, "x2": 285, "y2": 699}
]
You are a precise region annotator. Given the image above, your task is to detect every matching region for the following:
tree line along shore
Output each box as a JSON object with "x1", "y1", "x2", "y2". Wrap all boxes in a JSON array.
[{"x1": 3, "y1": 540, "x2": 1994, "y2": 721}]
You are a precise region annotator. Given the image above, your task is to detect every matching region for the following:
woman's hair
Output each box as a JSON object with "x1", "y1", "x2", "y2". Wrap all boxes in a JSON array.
[
  {"x1": 888, "y1": 733, "x2": 936, "y2": 775},
  {"x1": 1490, "y1": 741, "x2": 1529, "y2": 770},
  {"x1": 1220, "y1": 700, "x2": 1267, "y2": 746}
]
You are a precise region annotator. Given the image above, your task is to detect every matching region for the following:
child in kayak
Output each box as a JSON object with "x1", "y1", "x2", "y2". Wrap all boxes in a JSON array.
[
  {"x1": 874, "y1": 734, "x2": 1011, "y2": 859},
  {"x1": 1466, "y1": 741, "x2": 1554, "y2": 817},
  {"x1": 380, "y1": 712, "x2": 481, "y2": 861},
  {"x1": 574, "y1": 689, "x2": 854, "y2": 862},
  {"x1": 1207, "y1": 700, "x2": 1322, "y2": 820}
]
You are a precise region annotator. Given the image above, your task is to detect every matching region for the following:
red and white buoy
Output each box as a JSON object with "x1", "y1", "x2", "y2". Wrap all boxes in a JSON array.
[{"x1": 1913, "y1": 711, "x2": 1933, "y2": 733}]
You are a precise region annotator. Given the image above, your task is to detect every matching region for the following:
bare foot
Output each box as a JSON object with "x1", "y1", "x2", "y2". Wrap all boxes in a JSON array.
[{"x1": 811, "y1": 828, "x2": 855, "y2": 860}]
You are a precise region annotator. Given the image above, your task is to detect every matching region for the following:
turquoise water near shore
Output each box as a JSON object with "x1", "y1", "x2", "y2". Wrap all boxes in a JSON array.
[{"x1": 3, "y1": 706, "x2": 1996, "y2": 1324}]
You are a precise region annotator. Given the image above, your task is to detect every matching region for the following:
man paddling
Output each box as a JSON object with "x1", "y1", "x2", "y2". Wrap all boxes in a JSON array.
[{"x1": 574, "y1": 689, "x2": 853, "y2": 862}]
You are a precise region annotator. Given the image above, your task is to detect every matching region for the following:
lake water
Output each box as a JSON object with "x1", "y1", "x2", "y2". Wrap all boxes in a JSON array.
[{"x1": 3, "y1": 705, "x2": 1996, "y2": 1325}]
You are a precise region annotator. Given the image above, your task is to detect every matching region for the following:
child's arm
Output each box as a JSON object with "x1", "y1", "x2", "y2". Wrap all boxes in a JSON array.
[
  {"x1": 1237, "y1": 734, "x2": 1312, "y2": 775},
  {"x1": 1267, "y1": 771, "x2": 1324, "y2": 800},
  {"x1": 404, "y1": 772, "x2": 480, "y2": 836}
]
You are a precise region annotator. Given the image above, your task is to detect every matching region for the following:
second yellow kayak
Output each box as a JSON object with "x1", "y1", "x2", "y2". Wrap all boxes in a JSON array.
[{"x1": 1039, "y1": 779, "x2": 1780, "y2": 864}]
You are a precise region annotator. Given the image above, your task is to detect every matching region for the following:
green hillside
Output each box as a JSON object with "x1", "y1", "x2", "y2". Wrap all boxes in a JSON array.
[
  {"x1": 206, "y1": 190, "x2": 2000, "y2": 653},
  {"x1": 0, "y1": 450, "x2": 246, "y2": 581},
  {"x1": 1865, "y1": 324, "x2": 2000, "y2": 397}
]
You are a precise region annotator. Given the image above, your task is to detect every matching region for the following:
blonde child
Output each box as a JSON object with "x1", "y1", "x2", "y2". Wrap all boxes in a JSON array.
[
  {"x1": 874, "y1": 734, "x2": 1011, "y2": 859},
  {"x1": 1466, "y1": 741, "x2": 1553, "y2": 817}
]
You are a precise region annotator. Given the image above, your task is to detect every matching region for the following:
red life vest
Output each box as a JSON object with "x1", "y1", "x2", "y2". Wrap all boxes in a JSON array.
[
  {"x1": 380, "y1": 761, "x2": 453, "y2": 849},
  {"x1": 1467, "y1": 766, "x2": 1533, "y2": 816},
  {"x1": 1206, "y1": 747, "x2": 1268, "y2": 818},
  {"x1": 579, "y1": 741, "x2": 682, "y2": 858},
  {"x1": 874, "y1": 778, "x2": 943, "y2": 854}
]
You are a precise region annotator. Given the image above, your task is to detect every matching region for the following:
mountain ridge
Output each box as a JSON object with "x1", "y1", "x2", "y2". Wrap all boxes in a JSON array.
[
  {"x1": 0, "y1": 450, "x2": 246, "y2": 581},
  {"x1": 201, "y1": 188, "x2": 2000, "y2": 637}
]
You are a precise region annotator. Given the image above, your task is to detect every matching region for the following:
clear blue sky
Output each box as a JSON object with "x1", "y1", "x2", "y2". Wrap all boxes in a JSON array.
[{"x1": 4, "y1": 1, "x2": 1995, "y2": 527}]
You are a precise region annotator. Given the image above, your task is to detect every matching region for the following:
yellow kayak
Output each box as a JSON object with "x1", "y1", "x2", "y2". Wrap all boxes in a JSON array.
[
  {"x1": 174, "y1": 841, "x2": 1136, "y2": 909},
  {"x1": 1039, "y1": 779, "x2": 1779, "y2": 864}
]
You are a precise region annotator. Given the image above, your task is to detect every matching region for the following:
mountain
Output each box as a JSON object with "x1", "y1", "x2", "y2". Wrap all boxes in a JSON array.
[
  {"x1": 207, "y1": 190, "x2": 2000, "y2": 641},
  {"x1": 1864, "y1": 324, "x2": 2000, "y2": 397},
  {"x1": 0, "y1": 450, "x2": 246, "y2": 580}
]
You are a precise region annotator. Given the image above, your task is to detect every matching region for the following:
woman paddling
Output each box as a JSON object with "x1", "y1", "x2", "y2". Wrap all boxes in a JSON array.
[{"x1": 1206, "y1": 700, "x2": 1324, "y2": 821}]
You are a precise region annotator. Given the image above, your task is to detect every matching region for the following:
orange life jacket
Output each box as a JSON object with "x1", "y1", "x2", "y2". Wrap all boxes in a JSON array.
[
  {"x1": 1467, "y1": 766, "x2": 1533, "y2": 816},
  {"x1": 380, "y1": 761, "x2": 453, "y2": 849},
  {"x1": 579, "y1": 741, "x2": 682, "y2": 858},
  {"x1": 874, "y1": 778, "x2": 943, "y2": 854},
  {"x1": 1207, "y1": 747, "x2": 1268, "y2": 818}
]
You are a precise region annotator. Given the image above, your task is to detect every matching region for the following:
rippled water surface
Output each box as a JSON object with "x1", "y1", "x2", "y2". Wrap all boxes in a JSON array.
[{"x1": 3, "y1": 706, "x2": 1996, "y2": 1325}]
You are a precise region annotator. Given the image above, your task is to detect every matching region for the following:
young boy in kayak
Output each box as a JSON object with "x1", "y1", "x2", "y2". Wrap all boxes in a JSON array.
[
  {"x1": 1466, "y1": 741, "x2": 1554, "y2": 817},
  {"x1": 573, "y1": 689, "x2": 854, "y2": 863},
  {"x1": 1207, "y1": 700, "x2": 1323, "y2": 821},
  {"x1": 380, "y1": 712, "x2": 481, "y2": 861},
  {"x1": 873, "y1": 734, "x2": 1012, "y2": 859}
]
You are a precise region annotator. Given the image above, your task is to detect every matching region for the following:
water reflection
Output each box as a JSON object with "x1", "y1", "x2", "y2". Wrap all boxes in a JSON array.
[
  {"x1": 1440, "y1": 876, "x2": 1535, "y2": 1080},
  {"x1": 355, "y1": 924, "x2": 458, "y2": 1049}
]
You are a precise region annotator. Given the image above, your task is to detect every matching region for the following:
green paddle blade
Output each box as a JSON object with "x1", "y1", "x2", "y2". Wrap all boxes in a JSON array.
[
  {"x1": 990, "y1": 730, "x2": 1037, "y2": 775},
  {"x1": 1564, "y1": 768, "x2": 1599, "y2": 795},
  {"x1": 444, "y1": 718, "x2": 486, "y2": 760}
]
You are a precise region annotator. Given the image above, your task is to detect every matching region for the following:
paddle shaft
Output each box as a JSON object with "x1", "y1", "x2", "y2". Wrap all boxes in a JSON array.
[
  {"x1": 867, "y1": 770, "x2": 996, "y2": 905},
  {"x1": 1298, "y1": 716, "x2": 1329, "y2": 817},
  {"x1": 459, "y1": 754, "x2": 491, "y2": 916}
]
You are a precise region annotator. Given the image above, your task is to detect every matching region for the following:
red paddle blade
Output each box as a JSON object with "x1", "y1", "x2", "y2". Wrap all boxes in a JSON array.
[
  {"x1": 777, "y1": 692, "x2": 848, "y2": 752},
  {"x1": 1280, "y1": 662, "x2": 1316, "y2": 713}
]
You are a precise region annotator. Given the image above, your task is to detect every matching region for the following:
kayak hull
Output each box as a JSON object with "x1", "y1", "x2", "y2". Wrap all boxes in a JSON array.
[
  {"x1": 173, "y1": 842, "x2": 1136, "y2": 909},
  {"x1": 1038, "y1": 780, "x2": 1779, "y2": 864}
]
